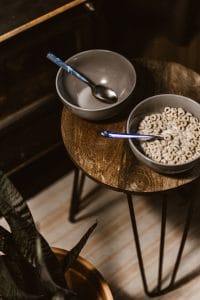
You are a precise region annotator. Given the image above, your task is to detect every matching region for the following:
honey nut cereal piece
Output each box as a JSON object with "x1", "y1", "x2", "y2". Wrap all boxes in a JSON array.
[{"x1": 177, "y1": 107, "x2": 185, "y2": 115}]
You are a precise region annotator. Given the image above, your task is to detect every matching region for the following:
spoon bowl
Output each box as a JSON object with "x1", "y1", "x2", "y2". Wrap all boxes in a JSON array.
[
  {"x1": 47, "y1": 52, "x2": 118, "y2": 104},
  {"x1": 91, "y1": 85, "x2": 118, "y2": 104}
]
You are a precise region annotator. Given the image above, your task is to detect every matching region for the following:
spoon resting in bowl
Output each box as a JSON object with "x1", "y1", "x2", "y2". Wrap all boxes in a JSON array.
[
  {"x1": 47, "y1": 52, "x2": 118, "y2": 104},
  {"x1": 101, "y1": 130, "x2": 163, "y2": 140}
]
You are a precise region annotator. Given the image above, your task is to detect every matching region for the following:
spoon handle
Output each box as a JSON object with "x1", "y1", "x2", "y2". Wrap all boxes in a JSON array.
[
  {"x1": 101, "y1": 130, "x2": 163, "y2": 140},
  {"x1": 46, "y1": 52, "x2": 94, "y2": 87}
]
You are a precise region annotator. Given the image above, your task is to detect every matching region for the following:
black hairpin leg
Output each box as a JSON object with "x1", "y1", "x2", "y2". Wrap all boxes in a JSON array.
[
  {"x1": 69, "y1": 167, "x2": 85, "y2": 222},
  {"x1": 126, "y1": 192, "x2": 195, "y2": 297}
]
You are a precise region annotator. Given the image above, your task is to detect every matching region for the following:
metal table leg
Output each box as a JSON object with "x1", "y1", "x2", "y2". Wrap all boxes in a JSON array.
[
  {"x1": 69, "y1": 170, "x2": 196, "y2": 296},
  {"x1": 126, "y1": 193, "x2": 195, "y2": 297},
  {"x1": 69, "y1": 168, "x2": 103, "y2": 222},
  {"x1": 69, "y1": 167, "x2": 85, "y2": 222}
]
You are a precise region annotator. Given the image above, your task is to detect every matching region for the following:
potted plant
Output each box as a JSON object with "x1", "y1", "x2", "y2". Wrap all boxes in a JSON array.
[{"x1": 0, "y1": 171, "x2": 113, "y2": 300}]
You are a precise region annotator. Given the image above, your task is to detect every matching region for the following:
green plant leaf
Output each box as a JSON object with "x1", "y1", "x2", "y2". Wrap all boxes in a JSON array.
[
  {"x1": 0, "y1": 171, "x2": 34, "y2": 224},
  {"x1": 5, "y1": 209, "x2": 67, "y2": 288},
  {"x1": 0, "y1": 172, "x2": 67, "y2": 288},
  {"x1": 0, "y1": 171, "x2": 96, "y2": 299},
  {"x1": 0, "y1": 225, "x2": 43, "y2": 294},
  {"x1": 35, "y1": 235, "x2": 76, "y2": 299},
  {"x1": 61, "y1": 222, "x2": 97, "y2": 272},
  {"x1": 0, "y1": 256, "x2": 43, "y2": 300}
]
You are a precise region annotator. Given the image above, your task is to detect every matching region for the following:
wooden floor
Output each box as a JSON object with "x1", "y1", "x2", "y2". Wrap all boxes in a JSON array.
[{"x1": 8, "y1": 170, "x2": 200, "y2": 299}]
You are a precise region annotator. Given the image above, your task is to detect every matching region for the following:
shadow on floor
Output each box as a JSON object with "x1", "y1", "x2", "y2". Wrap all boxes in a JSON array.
[
  {"x1": 70, "y1": 174, "x2": 200, "y2": 298},
  {"x1": 135, "y1": 178, "x2": 200, "y2": 295}
]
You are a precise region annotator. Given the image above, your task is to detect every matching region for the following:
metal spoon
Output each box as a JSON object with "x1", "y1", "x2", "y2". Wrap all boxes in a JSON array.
[
  {"x1": 101, "y1": 130, "x2": 163, "y2": 140},
  {"x1": 47, "y1": 52, "x2": 118, "y2": 104}
]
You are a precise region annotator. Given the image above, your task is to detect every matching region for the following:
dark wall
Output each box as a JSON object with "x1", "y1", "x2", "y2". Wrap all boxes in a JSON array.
[
  {"x1": 0, "y1": 3, "x2": 96, "y2": 198},
  {"x1": 93, "y1": 0, "x2": 200, "y2": 72}
]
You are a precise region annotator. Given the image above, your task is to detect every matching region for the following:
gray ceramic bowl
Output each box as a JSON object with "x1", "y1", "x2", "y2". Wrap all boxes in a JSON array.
[
  {"x1": 56, "y1": 49, "x2": 136, "y2": 121},
  {"x1": 126, "y1": 94, "x2": 200, "y2": 174}
]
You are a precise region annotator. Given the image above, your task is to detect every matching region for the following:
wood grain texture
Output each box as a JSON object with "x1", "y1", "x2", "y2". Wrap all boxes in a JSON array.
[{"x1": 61, "y1": 59, "x2": 200, "y2": 193}]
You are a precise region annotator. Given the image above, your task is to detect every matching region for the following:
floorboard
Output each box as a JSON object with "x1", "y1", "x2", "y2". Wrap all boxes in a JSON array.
[{"x1": 3, "y1": 171, "x2": 200, "y2": 299}]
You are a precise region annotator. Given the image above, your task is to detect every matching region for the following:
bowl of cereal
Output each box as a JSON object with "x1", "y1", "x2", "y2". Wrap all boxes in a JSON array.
[{"x1": 126, "y1": 94, "x2": 200, "y2": 174}]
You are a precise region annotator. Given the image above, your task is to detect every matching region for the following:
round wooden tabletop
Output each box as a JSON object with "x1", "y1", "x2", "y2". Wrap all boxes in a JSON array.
[{"x1": 61, "y1": 59, "x2": 200, "y2": 193}]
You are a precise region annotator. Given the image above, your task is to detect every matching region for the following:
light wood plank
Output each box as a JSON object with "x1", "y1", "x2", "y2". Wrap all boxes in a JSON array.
[{"x1": 2, "y1": 172, "x2": 200, "y2": 299}]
